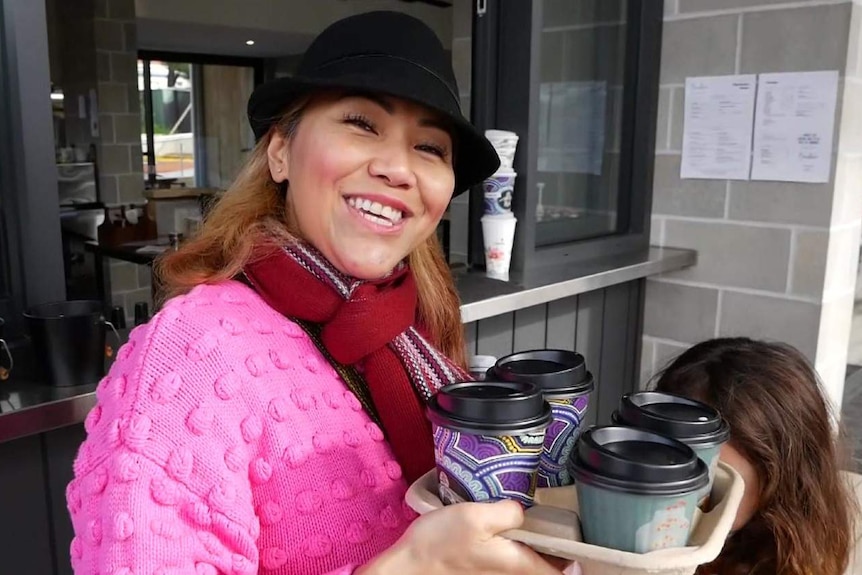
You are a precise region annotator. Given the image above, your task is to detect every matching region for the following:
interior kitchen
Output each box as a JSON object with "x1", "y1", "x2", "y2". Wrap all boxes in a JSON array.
[{"x1": 1, "y1": 0, "x2": 861, "y2": 573}]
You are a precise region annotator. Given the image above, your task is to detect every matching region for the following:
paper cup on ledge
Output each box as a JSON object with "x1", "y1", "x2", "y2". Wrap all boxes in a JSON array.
[
  {"x1": 482, "y1": 213, "x2": 517, "y2": 281},
  {"x1": 483, "y1": 169, "x2": 516, "y2": 215},
  {"x1": 485, "y1": 129, "x2": 520, "y2": 169}
]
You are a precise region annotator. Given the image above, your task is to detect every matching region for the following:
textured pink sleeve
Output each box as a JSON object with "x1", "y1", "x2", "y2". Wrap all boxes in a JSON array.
[
  {"x1": 67, "y1": 306, "x2": 260, "y2": 574},
  {"x1": 68, "y1": 450, "x2": 258, "y2": 574}
]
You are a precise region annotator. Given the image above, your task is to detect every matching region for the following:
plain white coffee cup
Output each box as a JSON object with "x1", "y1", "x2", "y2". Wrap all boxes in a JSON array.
[{"x1": 481, "y1": 213, "x2": 517, "y2": 282}]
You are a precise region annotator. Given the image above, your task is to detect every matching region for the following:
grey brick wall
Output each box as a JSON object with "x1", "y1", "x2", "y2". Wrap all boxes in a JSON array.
[
  {"x1": 93, "y1": 0, "x2": 152, "y2": 318},
  {"x1": 644, "y1": 0, "x2": 862, "y2": 411}
]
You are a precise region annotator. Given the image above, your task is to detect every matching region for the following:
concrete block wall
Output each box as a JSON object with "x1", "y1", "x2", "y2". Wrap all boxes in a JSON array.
[
  {"x1": 94, "y1": 0, "x2": 143, "y2": 205},
  {"x1": 643, "y1": 0, "x2": 861, "y2": 412},
  {"x1": 93, "y1": 0, "x2": 152, "y2": 318}
]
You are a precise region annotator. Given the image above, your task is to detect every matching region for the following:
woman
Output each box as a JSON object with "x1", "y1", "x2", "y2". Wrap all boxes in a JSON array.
[
  {"x1": 655, "y1": 338, "x2": 857, "y2": 575},
  {"x1": 66, "y1": 11, "x2": 565, "y2": 575}
]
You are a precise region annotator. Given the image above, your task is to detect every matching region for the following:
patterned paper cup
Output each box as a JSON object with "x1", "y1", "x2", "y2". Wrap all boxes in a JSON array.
[
  {"x1": 490, "y1": 349, "x2": 595, "y2": 488},
  {"x1": 427, "y1": 381, "x2": 551, "y2": 507},
  {"x1": 538, "y1": 393, "x2": 591, "y2": 487},
  {"x1": 482, "y1": 170, "x2": 516, "y2": 215}
]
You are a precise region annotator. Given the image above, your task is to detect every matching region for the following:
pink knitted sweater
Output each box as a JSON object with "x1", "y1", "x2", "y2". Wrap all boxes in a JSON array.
[{"x1": 67, "y1": 281, "x2": 415, "y2": 575}]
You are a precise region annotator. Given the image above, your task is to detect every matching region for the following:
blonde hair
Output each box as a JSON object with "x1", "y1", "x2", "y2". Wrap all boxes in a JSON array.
[{"x1": 155, "y1": 96, "x2": 467, "y2": 368}]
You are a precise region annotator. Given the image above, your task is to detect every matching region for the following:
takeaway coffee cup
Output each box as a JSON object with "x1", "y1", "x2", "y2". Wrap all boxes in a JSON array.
[
  {"x1": 567, "y1": 426, "x2": 709, "y2": 553},
  {"x1": 613, "y1": 391, "x2": 730, "y2": 506},
  {"x1": 427, "y1": 380, "x2": 551, "y2": 507},
  {"x1": 490, "y1": 349, "x2": 594, "y2": 488},
  {"x1": 482, "y1": 169, "x2": 516, "y2": 215},
  {"x1": 485, "y1": 129, "x2": 519, "y2": 169},
  {"x1": 481, "y1": 213, "x2": 517, "y2": 281},
  {"x1": 468, "y1": 355, "x2": 497, "y2": 381}
]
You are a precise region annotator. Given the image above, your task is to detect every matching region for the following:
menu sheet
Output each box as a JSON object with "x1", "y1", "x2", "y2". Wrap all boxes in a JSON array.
[
  {"x1": 680, "y1": 75, "x2": 757, "y2": 180},
  {"x1": 751, "y1": 71, "x2": 840, "y2": 184}
]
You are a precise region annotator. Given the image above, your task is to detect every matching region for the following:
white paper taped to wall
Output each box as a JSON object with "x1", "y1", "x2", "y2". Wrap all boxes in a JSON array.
[
  {"x1": 681, "y1": 74, "x2": 757, "y2": 181},
  {"x1": 751, "y1": 70, "x2": 840, "y2": 184}
]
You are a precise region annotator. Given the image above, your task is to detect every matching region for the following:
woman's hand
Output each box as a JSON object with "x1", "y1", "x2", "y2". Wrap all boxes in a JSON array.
[{"x1": 358, "y1": 500, "x2": 567, "y2": 575}]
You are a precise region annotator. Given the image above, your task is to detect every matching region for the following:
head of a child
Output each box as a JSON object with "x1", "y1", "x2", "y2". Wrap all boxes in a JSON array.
[{"x1": 655, "y1": 337, "x2": 855, "y2": 575}]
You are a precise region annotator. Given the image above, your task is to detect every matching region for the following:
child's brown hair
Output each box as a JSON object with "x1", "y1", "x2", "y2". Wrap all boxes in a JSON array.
[{"x1": 655, "y1": 337, "x2": 856, "y2": 575}]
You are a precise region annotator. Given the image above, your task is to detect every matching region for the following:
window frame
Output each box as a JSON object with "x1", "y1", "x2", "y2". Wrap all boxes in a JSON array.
[
  {"x1": 0, "y1": 5, "x2": 26, "y2": 334},
  {"x1": 0, "y1": 0, "x2": 66, "y2": 341},
  {"x1": 468, "y1": 0, "x2": 664, "y2": 285}
]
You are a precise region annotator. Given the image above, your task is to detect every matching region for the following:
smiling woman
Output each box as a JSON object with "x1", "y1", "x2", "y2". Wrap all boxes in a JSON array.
[
  {"x1": 267, "y1": 94, "x2": 455, "y2": 279},
  {"x1": 63, "y1": 10, "x2": 568, "y2": 575}
]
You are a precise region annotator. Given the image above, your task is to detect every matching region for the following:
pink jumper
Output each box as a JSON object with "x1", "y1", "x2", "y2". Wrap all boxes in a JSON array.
[{"x1": 67, "y1": 281, "x2": 414, "y2": 575}]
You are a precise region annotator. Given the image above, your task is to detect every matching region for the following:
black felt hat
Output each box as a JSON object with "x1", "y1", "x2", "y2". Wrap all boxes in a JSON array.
[{"x1": 247, "y1": 11, "x2": 500, "y2": 194}]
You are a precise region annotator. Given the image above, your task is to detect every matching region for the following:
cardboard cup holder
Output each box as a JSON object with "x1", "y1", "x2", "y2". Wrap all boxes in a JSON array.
[{"x1": 405, "y1": 461, "x2": 744, "y2": 575}]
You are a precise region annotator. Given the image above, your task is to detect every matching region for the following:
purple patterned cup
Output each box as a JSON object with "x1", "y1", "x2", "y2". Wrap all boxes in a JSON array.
[
  {"x1": 491, "y1": 350, "x2": 595, "y2": 488},
  {"x1": 427, "y1": 381, "x2": 551, "y2": 507},
  {"x1": 482, "y1": 170, "x2": 516, "y2": 215}
]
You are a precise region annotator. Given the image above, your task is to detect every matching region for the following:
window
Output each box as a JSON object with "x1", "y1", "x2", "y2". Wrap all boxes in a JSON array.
[
  {"x1": 139, "y1": 59, "x2": 195, "y2": 185},
  {"x1": 536, "y1": 0, "x2": 629, "y2": 246},
  {"x1": 468, "y1": 0, "x2": 664, "y2": 283},
  {"x1": 138, "y1": 52, "x2": 263, "y2": 189}
]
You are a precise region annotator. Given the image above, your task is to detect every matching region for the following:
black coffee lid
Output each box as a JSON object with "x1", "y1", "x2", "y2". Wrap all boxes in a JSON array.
[
  {"x1": 427, "y1": 381, "x2": 552, "y2": 436},
  {"x1": 491, "y1": 349, "x2": 594, "y2": 397},
  {"x1": 567, "y1": 426, "x2": 709, "y2": 496},
  {"x1": 617, "y1": 391, "x2": 730, "y2": 448}
]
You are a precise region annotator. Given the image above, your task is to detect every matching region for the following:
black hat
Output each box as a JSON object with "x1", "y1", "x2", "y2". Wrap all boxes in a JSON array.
[{"x1": 247, "y1": 11, "x2": 500, "y2": 195}]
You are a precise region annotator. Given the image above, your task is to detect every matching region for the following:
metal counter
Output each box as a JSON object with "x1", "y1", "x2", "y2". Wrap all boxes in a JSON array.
[
  {"x1": 0, "y1": 246, "x2": 695, "y2": 443},
  {"x1": 456, "y1": 246, "x2": 695, "y2": 323},
  {"x1": 0, "y1": 379, "x2": 96, "y2": 443}
]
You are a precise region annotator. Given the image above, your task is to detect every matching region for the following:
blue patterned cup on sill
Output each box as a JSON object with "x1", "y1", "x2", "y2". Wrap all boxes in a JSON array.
[{"x1": 482, "y1": 170, "x2": 516, "y2": 215}]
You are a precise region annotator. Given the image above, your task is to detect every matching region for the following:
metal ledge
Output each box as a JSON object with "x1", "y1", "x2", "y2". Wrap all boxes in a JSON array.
[
  {"x1": 457, "y1": 246, "x2": 696, "y2": 323},
  {"x1": 0, "y1": 381, "x2": 97, "y2": 443}
]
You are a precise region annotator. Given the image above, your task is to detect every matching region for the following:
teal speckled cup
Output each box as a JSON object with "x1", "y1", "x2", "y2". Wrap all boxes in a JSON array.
[
  {"x1": 614, "y1": 391, "x2": 730, "y2": 507},
  {"x1": 568, "y1": 426, "x2": 709, "y2": 554}
]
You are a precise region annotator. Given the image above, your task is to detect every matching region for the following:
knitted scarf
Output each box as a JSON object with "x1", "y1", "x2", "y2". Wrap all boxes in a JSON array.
[{"x1": 243, "y1": 241, "x2": 469, "y2": 483}]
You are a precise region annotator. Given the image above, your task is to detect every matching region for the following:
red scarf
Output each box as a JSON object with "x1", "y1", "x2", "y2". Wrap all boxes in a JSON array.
[{"x1": 244, "y1": 241, "x2": 469, "y2": 483}]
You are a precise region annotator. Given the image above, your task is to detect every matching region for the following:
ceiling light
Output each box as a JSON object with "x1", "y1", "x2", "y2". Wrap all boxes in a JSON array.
[
  {"x1": 246, "y1": 40, "x2": 255, "y2": 46},
  {"x1": 50, "y1": 92, "x2": 64, "y2": 101}
]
